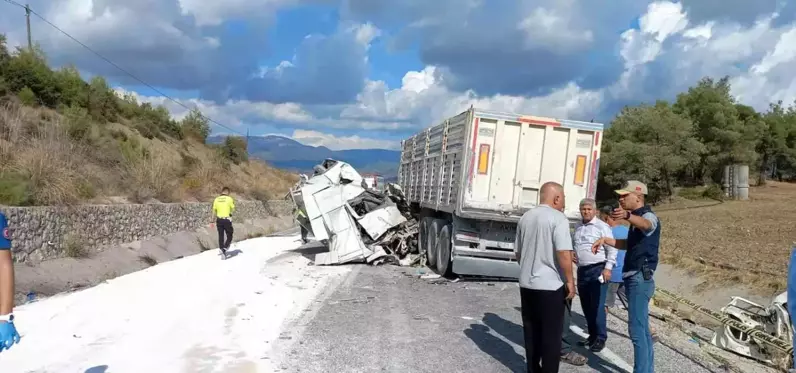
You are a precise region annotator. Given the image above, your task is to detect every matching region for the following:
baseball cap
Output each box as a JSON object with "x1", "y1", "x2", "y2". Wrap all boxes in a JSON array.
[{"x1": 615, "y1": 180, "x2": 648, "y2": 195}]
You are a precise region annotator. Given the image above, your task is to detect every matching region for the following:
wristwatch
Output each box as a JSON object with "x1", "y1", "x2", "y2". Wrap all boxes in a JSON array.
[
  {"x1": 0, "y1": 313, "x2": 14, "y2": 322},
  {"x1": 624, "y1": 211, "x2": 631, "y2": 220}
]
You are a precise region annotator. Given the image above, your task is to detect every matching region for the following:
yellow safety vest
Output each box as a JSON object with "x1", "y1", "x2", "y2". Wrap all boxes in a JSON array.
[{"x1": 213, "y1": 195, "x2": 235, "y2": 218}]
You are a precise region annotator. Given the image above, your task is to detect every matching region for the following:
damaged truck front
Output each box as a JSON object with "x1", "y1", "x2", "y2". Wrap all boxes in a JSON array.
[
  {"x1": 399, "y1": 107, "x2": 605, "y2": 278},
  {"x1": 290, "y1": 159, "x2": 419, "y2": 266}
]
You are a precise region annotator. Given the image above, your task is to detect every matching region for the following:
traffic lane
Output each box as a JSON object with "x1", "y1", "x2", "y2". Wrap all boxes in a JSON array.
[{"x1": 276, "y1": 265, "x2": 712, "y2": 373}]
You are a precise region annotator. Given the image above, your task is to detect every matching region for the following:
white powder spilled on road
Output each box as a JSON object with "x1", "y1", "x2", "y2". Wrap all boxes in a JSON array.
[{"x1": 0, "y1": 235, "x2": 352, "y2": 373}]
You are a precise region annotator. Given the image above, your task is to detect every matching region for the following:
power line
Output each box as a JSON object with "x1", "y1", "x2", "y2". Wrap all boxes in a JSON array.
[
  {"x1": 2, "y1": 2, "x2": 245, "y2": 137},
  {"x1": 1, "y1": 0, "x2": 23, "y2": 8}
]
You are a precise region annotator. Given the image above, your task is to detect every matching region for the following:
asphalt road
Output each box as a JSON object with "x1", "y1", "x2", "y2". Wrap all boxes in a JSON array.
[{"x1": 273, "y1": 251, "x2": 713, "y2": 373}]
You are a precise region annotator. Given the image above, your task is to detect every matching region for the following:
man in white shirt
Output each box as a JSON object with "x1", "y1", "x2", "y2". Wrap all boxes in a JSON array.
[{"x1": 573, "y1": 198, "x2": 616, "y2": 352}]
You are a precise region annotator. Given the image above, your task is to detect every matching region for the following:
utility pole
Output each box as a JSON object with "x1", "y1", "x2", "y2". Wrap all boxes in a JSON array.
[
  {"x1": 245, "y1": 128, "x2": 250, "y2": 153},
  {"x1": 25, "y1": 4, "x2": 32, "y2": 51}
]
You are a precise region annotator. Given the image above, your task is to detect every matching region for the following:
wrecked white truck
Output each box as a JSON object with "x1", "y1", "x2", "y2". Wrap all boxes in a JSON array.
[
  {"x1": 399, "y1": 107, "x2": 605, "y2": 278},
  {"x1": 289, "y1": 159, "x2": 419, "y2": 266}
]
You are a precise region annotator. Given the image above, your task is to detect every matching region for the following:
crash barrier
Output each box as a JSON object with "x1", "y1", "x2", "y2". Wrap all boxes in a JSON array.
[{"x1": 655, "y1": 287, "x2": 793, "y2": 357}]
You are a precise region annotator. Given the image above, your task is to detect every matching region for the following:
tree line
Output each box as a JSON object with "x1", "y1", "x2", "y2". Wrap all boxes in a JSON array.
[
  {"x1": 0, "y1": 35, "x2": 248, "y2": 165},
  {"x1": 598, "y1": 76, "x2": 796, "y2": 203}
]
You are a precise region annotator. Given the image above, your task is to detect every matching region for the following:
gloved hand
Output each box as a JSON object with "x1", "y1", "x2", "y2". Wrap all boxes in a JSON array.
[{"x1": 0, "y1": 320, "x2": 20, "y2": 352}]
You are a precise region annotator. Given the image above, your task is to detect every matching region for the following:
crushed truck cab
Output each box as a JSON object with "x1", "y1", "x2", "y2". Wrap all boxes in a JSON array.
[{"x1": 399, "y1": 107, "x2": 605, "y2": 278}]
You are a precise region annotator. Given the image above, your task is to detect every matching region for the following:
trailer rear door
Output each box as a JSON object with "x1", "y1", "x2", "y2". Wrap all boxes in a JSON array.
[{"x1": 462, "y1": 111, "x2": 603, "y2": 219}]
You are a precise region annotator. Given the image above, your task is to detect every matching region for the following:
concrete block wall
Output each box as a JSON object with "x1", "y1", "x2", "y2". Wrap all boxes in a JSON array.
[{"x1": 1, "y1": 200, "x2": 294, "y2": 263}]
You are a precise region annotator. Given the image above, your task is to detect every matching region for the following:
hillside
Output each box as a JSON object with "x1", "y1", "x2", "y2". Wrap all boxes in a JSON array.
[
  {"x1": 0, "y1": 36, "x2": 297, "y2": 206},
  {"x1": 209, "y1": 135, "x2": 401, "y2": 176}
]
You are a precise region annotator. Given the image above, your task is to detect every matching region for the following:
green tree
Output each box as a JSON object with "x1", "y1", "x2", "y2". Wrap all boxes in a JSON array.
[
  {"x1": 54, "y1": 65, "x2": 88, "y2": 108},
  {"x1": 181, "y1": 108, "x2": 210, "y2": 142},
  {"x1": 2, "y1": 45, "x2": 60, "y2": 107},
  {"x1": 673, "y1": 76, "x2": 757, "y2": 183},
  {"x1": 221, "y1": 136, "x2": 248, "y2": 164},
  {"x1": 601, "y1": 101, "x2": 704, "y2": 201}
]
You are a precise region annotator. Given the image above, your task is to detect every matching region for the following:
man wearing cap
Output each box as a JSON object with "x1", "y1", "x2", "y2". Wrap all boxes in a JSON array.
[{"x1": 592, "y1": 180, "x2": 660, "y2": 373}]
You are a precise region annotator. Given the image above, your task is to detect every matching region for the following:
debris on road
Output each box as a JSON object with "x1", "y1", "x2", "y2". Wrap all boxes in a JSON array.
[
  {"x1": 709, "y1": 291, "x2": 793, "y2": 369},
  {"x1": 289, "y1": 159, "x2": 420, "y2": 267},
  {"x1": 654, "y1": 287, "x2": 793, "y2": 372}
]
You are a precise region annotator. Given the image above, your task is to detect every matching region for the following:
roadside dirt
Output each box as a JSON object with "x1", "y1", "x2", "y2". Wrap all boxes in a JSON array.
[{"x1": 656, "y1": 181, "x2": 795, "y2": 298}]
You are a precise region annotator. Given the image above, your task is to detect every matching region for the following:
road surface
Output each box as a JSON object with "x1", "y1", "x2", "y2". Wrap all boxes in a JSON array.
[
  {"x1": 272, "y1": 246, "x2": 712, "y2": 373},
  {"x1": 0, "y1": 234, "x2": 714, "y2": 373}
]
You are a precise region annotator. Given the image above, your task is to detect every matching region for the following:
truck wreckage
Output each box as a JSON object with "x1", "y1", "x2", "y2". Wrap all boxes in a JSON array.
[
  {"x1": 710, "y1": 291, "x2": 794, "y2": 369},
  {"x1": 289, "y1": 159, "x2": 420, "y2": 266}
]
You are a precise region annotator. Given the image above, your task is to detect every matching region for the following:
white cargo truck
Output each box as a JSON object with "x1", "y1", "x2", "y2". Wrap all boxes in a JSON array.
[{"x1": 398, "y1": 107, "x2": 605, "y2": 278}]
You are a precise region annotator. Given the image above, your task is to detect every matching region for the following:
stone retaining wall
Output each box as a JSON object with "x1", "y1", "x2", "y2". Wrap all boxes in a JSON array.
[{"x1": 1, "y1": 200, "x2": 294, "y2": 263}]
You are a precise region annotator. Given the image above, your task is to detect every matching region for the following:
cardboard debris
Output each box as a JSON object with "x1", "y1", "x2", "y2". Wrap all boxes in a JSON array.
[{"x1": 290, "y1": 159, "x2": 420, "y2": 266}]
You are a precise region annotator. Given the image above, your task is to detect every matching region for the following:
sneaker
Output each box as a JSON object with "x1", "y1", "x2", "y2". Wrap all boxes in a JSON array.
[
  {"x1": 577, "y1": 339, "x2": 594, "y2": 347},
  {"x1": 219, "y1": 249, "x2": 227, "y2": 260},
  {"x1": 589, "y1": 339, "x2": 606, "y2": 352}
]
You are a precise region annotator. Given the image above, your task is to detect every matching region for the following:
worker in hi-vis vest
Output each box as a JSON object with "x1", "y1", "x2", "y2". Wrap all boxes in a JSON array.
[
  {"x1": 0, "y1": 212, "x2": 20, "y2": 352},
  {"x1": 211, "y1": 187, "x2": 235, "y2": 260}
]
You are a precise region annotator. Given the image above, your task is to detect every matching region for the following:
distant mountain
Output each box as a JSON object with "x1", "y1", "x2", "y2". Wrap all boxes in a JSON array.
[{"x1": 209, "y1": 135, "x2": 401, "y2": 177}]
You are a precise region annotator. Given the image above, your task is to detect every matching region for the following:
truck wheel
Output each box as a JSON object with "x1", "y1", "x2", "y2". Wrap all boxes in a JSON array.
[
  {"x1": 418, "y1": 217, "x2": 429, "y2": 255},
  {"x1": 426, "y1": 219, "x2": 442, "y2": 269},
  {"x1": 436, "y1": 224, "x2": 452, "y2": 277}
]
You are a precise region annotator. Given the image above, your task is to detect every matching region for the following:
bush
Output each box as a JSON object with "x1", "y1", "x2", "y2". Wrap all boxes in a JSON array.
[
  {"x1": 64, "y1": 105, "x2": 91, "y2": 141},
  {"x1": 0, "y1": 171, "x2": 32, "y2": 205},
  {"x1": 677, "y1": 184, "x2": 725, "y2": 201},
  {"x1": 17, "y1": 87, "x2": 36, "y2": 106},
  {"x1": 221, "y1": 136, "x2": 248, "y2": 164}
]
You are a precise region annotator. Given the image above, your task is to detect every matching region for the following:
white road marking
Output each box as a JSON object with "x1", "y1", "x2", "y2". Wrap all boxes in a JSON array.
[{"x1": 570, "y1": 324, "x2": 633, "y2": 372}]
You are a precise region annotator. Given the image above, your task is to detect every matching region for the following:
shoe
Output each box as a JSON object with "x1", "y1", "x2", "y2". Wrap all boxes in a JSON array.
[
  {"x1": 219, "y1": 249, "x2": 227, "y2": 260},
  {"x1": 590, "y1": 339, "x2": 606, "y2": 352},
  {"x1": 577, "y1": 339, "x2": 593, "y2": 347}
]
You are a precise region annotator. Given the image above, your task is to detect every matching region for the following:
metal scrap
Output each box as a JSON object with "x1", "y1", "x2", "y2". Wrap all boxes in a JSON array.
[{"x1": 289, "y1": 159, "x2": 420, "y2": 267}]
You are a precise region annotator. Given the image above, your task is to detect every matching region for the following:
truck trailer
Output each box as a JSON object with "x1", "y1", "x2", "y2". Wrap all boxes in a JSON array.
[{"x1": 398, "y1": 107, "x2": 605, "y2": 279}]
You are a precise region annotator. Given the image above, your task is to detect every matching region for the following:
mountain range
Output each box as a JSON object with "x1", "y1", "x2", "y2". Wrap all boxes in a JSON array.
[{"x1": 209, "y1": 135, "x2": 401, "y2": 178}]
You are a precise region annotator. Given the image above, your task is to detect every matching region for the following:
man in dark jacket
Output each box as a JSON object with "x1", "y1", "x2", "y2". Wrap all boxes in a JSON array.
[{"x1": 592, "y1": 180, "x2": 660, "y2": 373}]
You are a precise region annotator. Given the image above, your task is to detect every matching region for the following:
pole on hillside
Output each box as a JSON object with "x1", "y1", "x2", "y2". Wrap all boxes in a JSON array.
[
  {"x1": 245, "y1": 128, "x2": 249, "y2": 153},
  {"x1": 25, "y1": 4, "x2": 32, "y2": 51}
]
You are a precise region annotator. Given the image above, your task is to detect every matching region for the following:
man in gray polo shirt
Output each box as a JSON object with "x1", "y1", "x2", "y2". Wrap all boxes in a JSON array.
[{"x1": 515, "y1": 182, "x2": 576, "y2": 373}]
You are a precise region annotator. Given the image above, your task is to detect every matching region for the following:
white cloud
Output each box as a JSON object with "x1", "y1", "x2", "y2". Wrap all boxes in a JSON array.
[
  {"x1": 291, "y1": 130, "x2": 399, "y2": 150},
  {"x1": 611, "y1": 1, "x2": 796, "y2": 111}
]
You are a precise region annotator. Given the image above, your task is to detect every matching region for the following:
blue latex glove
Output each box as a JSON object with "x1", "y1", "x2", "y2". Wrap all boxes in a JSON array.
[{"x1": 0, "y1": 321, "x2": 20, "y2": 352}]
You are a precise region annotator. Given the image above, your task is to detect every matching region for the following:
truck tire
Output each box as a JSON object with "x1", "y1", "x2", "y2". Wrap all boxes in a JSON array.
[
  {"x1": 418, "y1": 217, "x2": 429, "y2": 256},
  {"x1": 435, "y1": 224, "x2": 452, "y2": 277},
  {"x1": 426, "y1": 219, "x2": 442, "y2": 269}
]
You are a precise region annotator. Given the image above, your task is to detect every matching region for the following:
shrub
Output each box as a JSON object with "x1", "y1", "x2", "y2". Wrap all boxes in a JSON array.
[
  {"x1": 17, "y1": 87, "x2": 36, "y2": 106},
  {"x1": 0, "y1": 171, "x2": 32, "y2": 205}
]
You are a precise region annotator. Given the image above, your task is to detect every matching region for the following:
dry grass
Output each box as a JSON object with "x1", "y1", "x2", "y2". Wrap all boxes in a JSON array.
[
  {"x1": 0, "y1": 101, "x2": 297, "y2": 205},
  {"x1": 658, "y1": 181, "x2": 796, "y2": 293}
]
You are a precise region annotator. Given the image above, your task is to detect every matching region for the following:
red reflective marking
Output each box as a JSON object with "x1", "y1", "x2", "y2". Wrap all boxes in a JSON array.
[
  {"x1": 517, "y1": 117, "x2": 560, "y2": 126},
  {"x1": 594, "y1": 132, "x2": 600, "y2": 146}
]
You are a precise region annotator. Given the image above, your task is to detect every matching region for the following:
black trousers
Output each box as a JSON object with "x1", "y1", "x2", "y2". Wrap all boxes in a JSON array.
[
  {"x1": 520, "y1": 286, "x2": 566, "y2": 373},
  {"x1": 216, "y1": 218, "x2": 233, "y2": 250}
]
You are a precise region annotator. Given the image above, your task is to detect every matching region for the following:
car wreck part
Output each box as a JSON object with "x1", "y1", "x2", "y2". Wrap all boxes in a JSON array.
[
  {"x1": 655, "y1": 288, "x2": 794, "y2": 370},
  {"x1": 289, "y1": 159, "x2": 420, "y2": 267}
]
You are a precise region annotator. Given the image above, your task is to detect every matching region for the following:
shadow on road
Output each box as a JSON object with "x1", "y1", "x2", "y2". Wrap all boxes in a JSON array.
[
  {"x1": 464, "y1": 323, "x2": 526, "y2": 372},
  {"x1": 289, "y1": 241, "x2": 328, "y2": 261},
  {"x1": 84, "y1": 365, "x2": 108, "y2": 373},
  {"x1": 466, "y1": 309, "x2": 628, "y2": 373}
]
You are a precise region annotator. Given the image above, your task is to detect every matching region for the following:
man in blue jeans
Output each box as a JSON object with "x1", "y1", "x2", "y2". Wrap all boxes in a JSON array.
[{"x1": 593, "y1": 180, "x2": 660, "y2": 373}]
